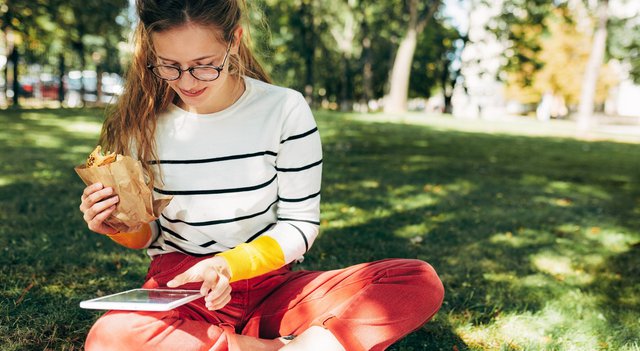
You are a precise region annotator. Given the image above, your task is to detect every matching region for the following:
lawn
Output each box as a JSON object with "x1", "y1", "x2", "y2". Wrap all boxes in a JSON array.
[{"x1": 1, "y1": 108, "x2": 639, "y2": 351}]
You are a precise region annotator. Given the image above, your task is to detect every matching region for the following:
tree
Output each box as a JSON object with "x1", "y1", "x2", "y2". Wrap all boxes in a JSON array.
[
  {"x1": 384, "y1": 0, "x2": 441, "y2": 113},
  {"x1": 491, "y1": 0, "x2": 556, "y2": 103},
  {"x1": 503, "y1": 8, "x2": 616, "y2": 112},
  {"x1": 410, "y1": 17, "x2": 460, "y2": 111},
  {"x1": 608, "y1": 16, "x2": 640, "y2": 83},
  {"x1": 63, "y1": 0, "x2": 128, "y2": 106},
  {"x1": 577, "y1": 0, "x2": 609, "y2": 132},
  {"x1": 1, "y1": 0, "x2": 39, "y2": 107},
  {"x1": 261, "y1": 0, "x2": 462, "y2": 111}
]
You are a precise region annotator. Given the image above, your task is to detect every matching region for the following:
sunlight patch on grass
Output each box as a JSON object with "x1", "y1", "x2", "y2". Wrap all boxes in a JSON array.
[
  {"x1": 586, "y1": 229, "x2": 639, "y2": 253},
  {"x1": 394, "y1": 223, "x2": 434, "y2": 241},
  {"x1": 389, "y1": 191, "x2": 439, "y2": 211},
  {"x1": 60, "y1": 121, "x2": 103, "y2": 135},
  {"x1": 544, "y1": 181, "x2": 611, "y2": 201},
  {"x1": 482, "y1": 272, "x2": 518, "y2": 283},
  {"x1": 359, "y1": 179, "x2": 380, "y2": 189},
  {"x1": 554, "y1": 223, "x2": 581, "y2": 236},
  {"x1": 422, "y1": 180, "x2": 475, "y2": 197},
  {"x1": 0, "y1": 175, "x2": 16, "y2": 186},
  {"x1": 489, "y1": 231, "x2": 531, "y2": 248},
  {"x1": 21, "y1": 113, "x2": 103, "y2": 136},
  {"x1": 531, "y1": 251, "x2": 594, "y2": 284},
  {"x1": 532, "y1": 253, "x2": 573, "y2": 276},
  {"x1": 533, "y1": 195, "x2": 575, "y2": 207},
  {"x1": 25, "y1": 132, "x2": 64, "y2": 149},
  {"x1": 456, "y1": 290, "x2": 608, "y2": 350},
  {"x1": 519, "y1": 273, "x2": 556, "y2": 289},
  {"x1": 489, "y1": 227, "x2": 556, "y2": 248},
  {"x1": 321, "y1": 202, "x2": 371, "y2": 229},
  {"x1": 42, "y1": 283, "x2": 77, "y2": 299}
]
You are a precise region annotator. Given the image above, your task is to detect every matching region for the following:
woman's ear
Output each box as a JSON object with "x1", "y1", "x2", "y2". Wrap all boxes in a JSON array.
[{"x1": 232, "y1": 26, "x2": 243, "y2": 55}]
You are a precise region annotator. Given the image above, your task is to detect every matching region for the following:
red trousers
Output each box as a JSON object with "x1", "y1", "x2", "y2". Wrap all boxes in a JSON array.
[{"x1": 85, "y1": 253, "x2": 444, "y2": 351}]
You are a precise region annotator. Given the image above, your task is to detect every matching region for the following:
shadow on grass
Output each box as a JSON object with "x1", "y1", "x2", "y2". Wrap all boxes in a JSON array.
[
  {"x1": 306, "y1": 113, "x2": 640, "y2": 350},
  {"x1": 1, "y1": 109, "x2": 639, "y2": 350}
]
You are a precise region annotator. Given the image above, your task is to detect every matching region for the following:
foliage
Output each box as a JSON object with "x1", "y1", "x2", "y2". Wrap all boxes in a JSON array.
[
  {"x1": 608, "y1": 16, "x2": 640, "y2": 84},
  {"x1": 258, "y1": 0, "x2": 459, "y2": 106},
  {"x1": 494, "y1": 0, "x2": 640, "y2": 107},
  {"x1": 1, "y1": 108, "x2": 639, "y2": 350},
  {"x1": 1, "y1": 0, "x2": 129, "y2": 104},
  {"x1": 490, "y1": 0, "x2": 557, "y2": 88},
  {"x1": 504, "y1": 9, "x2": 618, "y2": 106},
  {"x1": 410, "y1": 16, "x2": 461, "y2": 99}
]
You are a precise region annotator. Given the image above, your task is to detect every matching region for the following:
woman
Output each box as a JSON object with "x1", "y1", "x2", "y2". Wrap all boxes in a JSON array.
[{"x1": 79, "y1": 0, "x2": 444, "y2": 350}]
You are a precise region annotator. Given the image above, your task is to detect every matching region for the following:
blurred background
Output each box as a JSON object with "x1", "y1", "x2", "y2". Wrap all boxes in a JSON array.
[{"x1": 1, "y1": 0, "x2": 639, "y2": 132}]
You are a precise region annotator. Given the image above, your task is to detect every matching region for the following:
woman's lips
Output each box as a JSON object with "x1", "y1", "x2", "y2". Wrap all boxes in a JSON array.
[{"x1": 180, "y1": 87, "x2": 206, "y2": 98}]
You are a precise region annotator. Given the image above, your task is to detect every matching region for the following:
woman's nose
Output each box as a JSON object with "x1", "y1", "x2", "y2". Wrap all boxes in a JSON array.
[{"x1": 177, "y1": 70, "x2": 198, "y2": 89}]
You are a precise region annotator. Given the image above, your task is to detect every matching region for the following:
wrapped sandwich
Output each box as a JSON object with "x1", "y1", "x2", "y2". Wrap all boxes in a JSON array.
[{"x1": 75, "y1": 146, "x2": 172, "y2": 233}]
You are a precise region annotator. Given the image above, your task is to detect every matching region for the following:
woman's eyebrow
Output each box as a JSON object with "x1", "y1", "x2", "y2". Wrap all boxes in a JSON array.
[{"x1": 157, "y1": 54, "x2": 218, "y2": 62}]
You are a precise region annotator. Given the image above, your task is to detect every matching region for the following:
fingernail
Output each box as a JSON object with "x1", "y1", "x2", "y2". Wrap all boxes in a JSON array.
[{"x1": 113, "y1": 196, "x2": 119, "y2": 202}]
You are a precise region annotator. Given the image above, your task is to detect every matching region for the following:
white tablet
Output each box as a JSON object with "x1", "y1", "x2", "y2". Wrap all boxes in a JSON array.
[{"x1": 80, "y1": 289, "x2": 202, "y2": 311}]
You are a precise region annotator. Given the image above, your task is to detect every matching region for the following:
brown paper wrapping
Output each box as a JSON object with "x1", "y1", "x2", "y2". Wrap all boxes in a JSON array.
[{"x1": 75, "y1": 156, "x2": 172, "y2": 233}]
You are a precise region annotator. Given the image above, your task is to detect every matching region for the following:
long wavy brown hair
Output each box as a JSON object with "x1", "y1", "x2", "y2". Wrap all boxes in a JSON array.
[{"x1": 100, "y1": 0, "x2": 271, "y2": 185}]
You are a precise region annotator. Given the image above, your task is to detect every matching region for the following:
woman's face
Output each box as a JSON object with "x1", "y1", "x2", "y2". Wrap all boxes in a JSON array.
[{"x1": 151, "y1": 23, "x2": 241, "y2": 114}]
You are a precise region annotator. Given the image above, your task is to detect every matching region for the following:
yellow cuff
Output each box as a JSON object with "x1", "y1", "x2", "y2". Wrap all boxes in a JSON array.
[
  {"x1": 217, "y1": 236, "x2": 285, "y2": 282},
  {"x1": 107, "y1": 223, "x2": 152, "y2": 249}
]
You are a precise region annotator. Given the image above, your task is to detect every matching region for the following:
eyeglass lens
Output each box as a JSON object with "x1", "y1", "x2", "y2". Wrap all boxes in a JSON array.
[{"x1": 151, "y1": 66, "x2": 221, "y2": 81}]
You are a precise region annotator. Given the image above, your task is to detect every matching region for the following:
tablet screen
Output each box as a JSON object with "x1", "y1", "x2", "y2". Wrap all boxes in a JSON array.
[{"x1": 80, "y1": 289, "x2": 202, "y2": 311}]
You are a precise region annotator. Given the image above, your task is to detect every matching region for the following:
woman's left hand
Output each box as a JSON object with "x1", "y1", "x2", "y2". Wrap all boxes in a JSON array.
[{"x1": 167, "y1": 256, "x2": 232, "y2": 310}]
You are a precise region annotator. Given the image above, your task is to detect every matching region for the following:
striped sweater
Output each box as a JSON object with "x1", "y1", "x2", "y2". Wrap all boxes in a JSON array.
[{"x1": 116, "y1": 77, "x2": 322, "y2": 282}]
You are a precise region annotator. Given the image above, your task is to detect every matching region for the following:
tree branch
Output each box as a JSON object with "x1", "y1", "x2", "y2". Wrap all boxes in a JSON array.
[{"x1": 417, "y1": 0, "x2": 442, "y2": 33}]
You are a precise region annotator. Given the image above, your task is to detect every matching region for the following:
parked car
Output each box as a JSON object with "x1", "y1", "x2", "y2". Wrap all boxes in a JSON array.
[
  {"x1": 39, "y1": 73, "x2": 62, "y2": 100},
  {"x1": 18, "y1": 76, "x2": 38, "y2": 97}
]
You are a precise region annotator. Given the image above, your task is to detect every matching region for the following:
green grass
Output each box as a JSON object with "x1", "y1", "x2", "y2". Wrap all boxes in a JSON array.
[{"x1": 1, "y1": 108, "x2": 639, "y2": 350}]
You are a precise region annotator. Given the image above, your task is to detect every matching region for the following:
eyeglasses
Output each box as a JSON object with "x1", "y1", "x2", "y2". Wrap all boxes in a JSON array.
[{"x1": 147, "y1": 41, "x2": 232, "y2": 81}]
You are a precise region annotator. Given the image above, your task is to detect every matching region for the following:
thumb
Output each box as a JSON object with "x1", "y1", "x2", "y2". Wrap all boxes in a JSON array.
[{"x1": 167, "y1": 269, "x2": 201, "y2": 288}]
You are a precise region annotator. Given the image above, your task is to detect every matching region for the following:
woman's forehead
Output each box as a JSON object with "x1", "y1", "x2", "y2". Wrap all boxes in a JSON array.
[{"x1": 151, "y1": 23, "x2": 226, "y2": 60}]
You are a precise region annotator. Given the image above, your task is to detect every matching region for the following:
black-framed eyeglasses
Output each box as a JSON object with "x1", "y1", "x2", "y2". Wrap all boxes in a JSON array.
[{"x1": 147, "y1": 41, "x2": 232, "y2": 81}]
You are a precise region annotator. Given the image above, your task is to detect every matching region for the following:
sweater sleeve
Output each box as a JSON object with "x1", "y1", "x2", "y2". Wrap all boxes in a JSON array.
[
  {"x1": 216, "y1": 92, "x2": 322, "y2": 282},
  {"x1": 107, "y1": 221, "x2": 159, "y2": 249}
]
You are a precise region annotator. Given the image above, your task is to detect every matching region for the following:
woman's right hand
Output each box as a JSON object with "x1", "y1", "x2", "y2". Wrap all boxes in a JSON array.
[{"x1": 79, "y1": 182, "x2": 120, "y2": 235}]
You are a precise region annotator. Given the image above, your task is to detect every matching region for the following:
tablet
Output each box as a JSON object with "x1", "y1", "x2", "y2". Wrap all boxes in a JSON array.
[{"x1": 80, "y1": 289, "x2": 202, "y2": 311}]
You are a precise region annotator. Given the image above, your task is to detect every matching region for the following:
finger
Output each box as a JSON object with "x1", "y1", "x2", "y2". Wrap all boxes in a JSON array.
[
  {"x1": 83, "y1": 196, "x2": 119, "y2": 222},
  {"x1": 200, "y1": 280, "x2": 214, "y2": 297},
  {"x1": 82, "y1": 183, "x2": 104, "y2": 198},
  {"x1": 206, "y1": 284, "x2": 231, "y2": 303},
  {"x1": 87, "y1": 205, "x2": 117, "y2": 233},
  {"x1": 81, "y1": 187, "x2": 114, "y2": 213},
  {"x1": 205, "y1": 276, "x2": 229, "y2": 302},
  {"x1": 167, "y1": 270, "x2": 203, "y2": 288},
  {"x1": 207, "y1": 291, "x2": 232, "y2": 310}
]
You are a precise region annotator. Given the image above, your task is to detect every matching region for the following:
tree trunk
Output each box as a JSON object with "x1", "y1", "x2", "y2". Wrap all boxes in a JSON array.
[
  {"x1": 577, "y1": 0, "x2": 608, "y2": 133},
  {"x1": 340, "y1": 53, "x2": 353, "y2": 111},
  {"x1": 385, "y1": 28, "x2": 418, "y2": 114},
  {"x1": 96, "y1": 64, "x2": 103, "y2": 105},
  {"x1": 58, "y1": 53, "x2": 65, "y2": 105},
  {"x1": 299, "y1": 0, "x2": 314, "y2": 106},
  {"x1": 361, "y1": 20, "x2": 373, "y2": 110},
  {"x1": 10, "y1": 47, "x2": 20, "y2": 108},
  {"x1": 384, "y1": 0, "x2": 440, "y2": 114}
]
